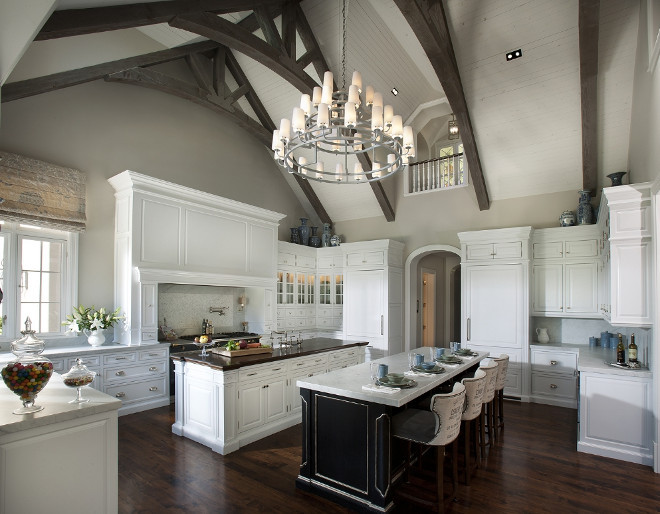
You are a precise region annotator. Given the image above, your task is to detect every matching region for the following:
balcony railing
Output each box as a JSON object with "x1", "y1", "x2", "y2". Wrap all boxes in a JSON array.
[{"x1": 404, "y1": 152, "x2": 468, "y2": 195}]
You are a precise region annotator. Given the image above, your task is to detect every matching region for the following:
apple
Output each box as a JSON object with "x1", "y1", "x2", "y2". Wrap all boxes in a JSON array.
[
  {"x1": 239, "y1": 340, "x2": 248, "y2": 349},
  {"x1": 199, "y1": 335, "x2": 209, "y2": 344}
]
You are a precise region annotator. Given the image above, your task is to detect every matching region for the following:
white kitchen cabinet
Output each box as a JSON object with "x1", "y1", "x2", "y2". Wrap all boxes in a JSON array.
[
  {"x1": 459, "y1": 227, "x2": 531, "y2": 398},
  {"x1": 530, "y1": 346, "x2": 578, "y2": 408},
  {"x1": 578, "y1": 371, "x2": 653, "y2": 465},
  {"x1": 599, "y1": 183, "x2": 653, "y2": 326},
  {"x1": 173, "y1": 344, "x2": 366, "y2": 455},
  {"x1": 109, "y1": 171, "x2": 284, "y2": 345},
  {"x1": 531, "y1": 226, "x2": 600, "y2": 318}
]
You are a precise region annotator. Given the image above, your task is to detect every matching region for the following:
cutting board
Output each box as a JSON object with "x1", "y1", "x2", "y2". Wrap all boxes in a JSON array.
[{"x1": 210, "y1": 346, "x2": 273, "y2": 357}]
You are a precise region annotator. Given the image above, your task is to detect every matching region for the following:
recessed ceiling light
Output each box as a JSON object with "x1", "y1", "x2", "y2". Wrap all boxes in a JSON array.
[
  {"x1": 506, "y1": 49, "x2": 523, "y2": 61},
  {"x1": 391, "y1": 87, "x2": 399, "y2": 96}
]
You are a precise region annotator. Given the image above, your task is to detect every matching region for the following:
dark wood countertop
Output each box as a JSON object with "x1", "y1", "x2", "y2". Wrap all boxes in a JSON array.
[{"x1": 170, "y1": 337, "x2": 368, "y2": 371}]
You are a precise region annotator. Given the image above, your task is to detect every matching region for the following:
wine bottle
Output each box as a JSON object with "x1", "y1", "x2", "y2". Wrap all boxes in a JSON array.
[
  {"x1": 628, "y1": 333, "x2": 638, "y2": 363},
  {"x1": 616, "y1": 333, "x2": 626, "y2": 365}
]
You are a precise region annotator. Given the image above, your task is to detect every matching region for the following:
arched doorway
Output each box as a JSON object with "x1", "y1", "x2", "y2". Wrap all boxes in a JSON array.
[{"x1": 404, "y1": 245, "x2": 461, "y2": 351}]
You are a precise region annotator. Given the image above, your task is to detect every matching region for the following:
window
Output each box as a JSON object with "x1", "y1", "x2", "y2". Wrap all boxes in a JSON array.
[{"x1": 0, "y1": 221, "x2": 78, "y2": 340}]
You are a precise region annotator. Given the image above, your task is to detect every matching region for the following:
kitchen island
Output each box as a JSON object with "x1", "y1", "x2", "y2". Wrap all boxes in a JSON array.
[
  {"x1": 0, "y1": 373, "x2": 121, "y2": 514},
  {"x1": 296, "y1": 350, "x2": 487, "y2": 513},
  {"x1": 171, "y1": 337, "x2": 367, "y2": 455}
]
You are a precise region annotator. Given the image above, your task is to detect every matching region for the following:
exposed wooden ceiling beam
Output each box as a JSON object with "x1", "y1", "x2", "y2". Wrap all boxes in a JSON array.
[
  {"x1": 170, "y1": 12, "x2": 317, "y2": 93},
  {"x1": 35, "y1": 0, "x2": 283, "y2": 40},
  {"x1": 579, "y1": 0, "x2": 600, "y2": 193},
  {"x1": 356, "y1": 153, "x2": 395, "y2": 222},
  {"x1": 394, "y1": 0, "x2": 490, "y2": 211},
  {"x1": 105, "y1": 67, "x2": 272, "y2": 145},
  {"x1": 1, "y1": 40, "x2": 222, "y2": 102}
]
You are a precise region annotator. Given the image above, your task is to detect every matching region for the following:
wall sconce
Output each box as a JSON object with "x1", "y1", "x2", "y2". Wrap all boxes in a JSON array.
[
  {"x1": 238, "y1": 295, "x2": 246, "y2": 311},
  {"x1": 448, "y1": 114, "x2": 459, "y2": 140}
]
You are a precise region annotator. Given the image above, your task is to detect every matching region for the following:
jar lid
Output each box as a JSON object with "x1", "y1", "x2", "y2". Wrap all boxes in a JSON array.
[{"x1": 11, "y1": 317, "x2": 45, "y2": 356}]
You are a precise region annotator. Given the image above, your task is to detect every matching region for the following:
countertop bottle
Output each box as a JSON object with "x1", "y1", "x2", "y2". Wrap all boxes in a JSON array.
[
  {"x1": 616, "y1": 333, "x2": 626, "y2": 365},
  {"x1": 628, "y1": 333, "x2": 638, "y2": 363}
]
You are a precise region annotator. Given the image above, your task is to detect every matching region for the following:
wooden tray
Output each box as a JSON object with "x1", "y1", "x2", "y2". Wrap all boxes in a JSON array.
[{"x1": 210, "y1": 346, "x2": 273, "y2": 357}]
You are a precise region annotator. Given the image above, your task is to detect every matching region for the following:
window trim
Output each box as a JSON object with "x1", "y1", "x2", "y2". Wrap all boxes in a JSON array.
[{"x1": 0, "y1": 221, "x2": 78, "y2": 341}]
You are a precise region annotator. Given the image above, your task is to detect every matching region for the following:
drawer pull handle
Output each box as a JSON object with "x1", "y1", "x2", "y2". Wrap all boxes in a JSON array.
[
  {"x1": 315, "y1": 359, "x2": 322, "y2": 362},
  {"x1": 149, "y1": 386, "x2": 158, "y2": 392},
  {"x1": 247, "y1": 372, "x2": 257, "y2": 376},
  {"x1": 115, "y1": 392, "x2": 126, "y2": 398},
  {"x1": 149, "y1": 366, "x2": 158, "y2": 371},
  {"x1": 272, "y1": 368, "x2": 281, "y2": 371},
  {"x1": 550, "y1": 384, "x2": 558, "y2": 389},
  {"x1": 550, "y1": 360, "x2": 558, "y2": 365},
  {"x1": 115, "y1": 371, "x2": 125, "y2": 376},
  {"x1": 148, "y1": 353, "x2": 159, "y2": 357},
  {"x1": 307, "y1": 373, "x2": 314, "y2": 377},
  {"x1": 115, "y1": 357, "x2": 127, "y2": 360}
]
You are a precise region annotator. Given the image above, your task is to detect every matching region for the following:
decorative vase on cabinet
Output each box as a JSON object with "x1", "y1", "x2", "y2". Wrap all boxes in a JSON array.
[
  {"x1": 298, "y1": 218, "x2": 310, "y2": 246},
  {"x1": 290, "y1": 227, "x2": 300, "y2": 244},
  {"x1": 310, "y1": 227, "x2": 321, "y2": 248},
  {"x1": 576, "y1": 190, "x2": 594, "y2": 225},
  {"x1": 606, "y1": 171, "x2": 627, "y2": 186},
  {"x1": 321, "y1": 223, "x2": 332, "y2": 247}
]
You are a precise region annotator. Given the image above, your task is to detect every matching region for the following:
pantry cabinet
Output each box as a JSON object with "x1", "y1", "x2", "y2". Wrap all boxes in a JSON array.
[
  {"x1": 459, "y1": 227, "x2": 532, "y2": 398},
  {"x1": 531, "y1": 226, "x2": 600, "y2": 318},
  {"x1": 599, "y1": 183, "x2": 653, "y2": 326}
]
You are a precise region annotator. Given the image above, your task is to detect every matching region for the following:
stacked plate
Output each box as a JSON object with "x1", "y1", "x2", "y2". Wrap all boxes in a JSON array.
[
  {"x1": 376, "y1": 376, "x2": 417, "y2": 388},
  {"x1": 437, "y1": 354, "x2": 463, "y2": 364},
  {"x1": 454, "y1": 348, "x2": 478, "y2": 357},
  {"x1": 412, "y1": 364, "x2": 445, "y2": 374}
]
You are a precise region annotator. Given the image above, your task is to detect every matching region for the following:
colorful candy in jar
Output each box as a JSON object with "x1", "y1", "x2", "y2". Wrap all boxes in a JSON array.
[{"x1": 1, "y1": 361, "x2": 54, "y2": 400}]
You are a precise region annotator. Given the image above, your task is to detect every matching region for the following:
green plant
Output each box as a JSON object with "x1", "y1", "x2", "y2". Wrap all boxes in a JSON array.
[{"x1": 63, "y1": 305, "x2": 123, "y2": 332}]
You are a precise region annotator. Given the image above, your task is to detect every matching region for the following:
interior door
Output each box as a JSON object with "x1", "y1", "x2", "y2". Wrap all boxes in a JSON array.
[{"x1": 422, "y1": 270, "x2": 436, "y2": 347}]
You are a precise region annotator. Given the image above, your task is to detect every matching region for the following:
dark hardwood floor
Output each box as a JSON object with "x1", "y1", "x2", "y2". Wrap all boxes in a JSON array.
[{"x1": 119, "y1": 401, "x2": 660, "y2": 513}]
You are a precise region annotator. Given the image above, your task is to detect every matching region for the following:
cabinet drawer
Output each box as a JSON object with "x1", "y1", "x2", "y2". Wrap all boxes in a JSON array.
[
  {"x1": 317, "y1": 307, "x2": 334, "y2": 317},
  {"x1": 67, "y1": 355, "x2": 101, "y2": 369},
  {"x1": 288, "y1": 354, "x2": 328, "y2": 370},
  {"x1": 327, "y1": 358, "x2": 359, "y2": 371},
  {"x1": 329, "y1": 348, "x2": 361, "y2": 361},
  {"x1": 103, "y1": 360, "x2": 167, "y2": 382},
  {"x1": 346, "y1": 251, "x2": 384, "y2": 267},
  {"x1": 532, "y1": 373, "x2": 577, "y2": 399},
  {"x1": 139, "y1": 347, "x2": 168, "y2": 361},
  {"x1": 565, "y1": 239, "x2": 598, "y2": 258},
  {"x1": 50, "y1": 358, "x2": 66, "y2": 373},
  {"x1": 531, "y1": 350, "x2": 577, "y2": 373},
  {"x1": 104, "y1": 376, "x2": 168, "y2": 404},
  {"x1": 239, "y1": 363, "x2": 286, "y2": 382},
  {"x1": 141, "y1": 331, "x2": 158, "y2": 343},
  {"x1": 103, "y1": 352, "x2": 137, "y2": 366}
]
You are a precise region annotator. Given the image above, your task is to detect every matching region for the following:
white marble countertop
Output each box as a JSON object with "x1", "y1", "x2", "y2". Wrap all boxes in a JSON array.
[
  {"x1": 0, "y1": 373, "x2": 121, "y2": 435},
  {"x1": 296, "y1": 351, "x2": 488, "y2": 408},
  {"x1": 530, "y1": 343, "x2": 652, "y2": 378},
  {"x1": 0, "y1": 341, "x2": 171, "y2": 365}
]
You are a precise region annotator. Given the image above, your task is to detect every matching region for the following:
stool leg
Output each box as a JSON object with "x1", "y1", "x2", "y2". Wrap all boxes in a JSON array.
[
  {"x1": 437, "y1": 445, "x2": 445, "y2": 514},
  {"x1": 452, "y1": 439, "x2": 458, "y2": 495},
  {"x1": 490, "y1": 399, "x2": 497, "y2": 443},
  {"x1": 479, "y1": 405, "x2": 486, "y2": 459},
  {"x1": 464, "y1": 420, "x2": 471, "y2": 485},
  {"x1": 405, "y1": 440, "x2": 411, "y2": 482},
  {"x1": 498, "y1": 389, "x2": 505, "y2": 431}
]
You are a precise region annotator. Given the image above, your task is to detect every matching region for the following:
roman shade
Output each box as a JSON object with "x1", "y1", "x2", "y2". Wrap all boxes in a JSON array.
[{"x1": 0, "y1": 150, "x2": 86, "y2": 231}]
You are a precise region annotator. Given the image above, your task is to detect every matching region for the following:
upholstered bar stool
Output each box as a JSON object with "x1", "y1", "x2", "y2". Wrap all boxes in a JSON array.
[
  {"x1": 478, "y1": 360, "x2": 499, "y2": 459},
  {"x1": 459, "y1": 369, "x2": 487, "y2": 485},
  {"x1": 392, "y1": 382, "x2": 466, "y2": 513},
  {"x1": 492, "y1": 354, "x2": 510, "y2": 438}
]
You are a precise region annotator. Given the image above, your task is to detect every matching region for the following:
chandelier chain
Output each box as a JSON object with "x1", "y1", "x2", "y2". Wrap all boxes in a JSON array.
[{"x1": 341, "y1": 0, "x2": 348, "y2": 90}]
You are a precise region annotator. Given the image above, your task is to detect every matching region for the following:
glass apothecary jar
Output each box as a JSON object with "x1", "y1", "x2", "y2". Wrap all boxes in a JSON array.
[
  {"x1": 1, "y1": 318, "x2": 54, "y2": 414},
  {"x1": 62, "y1": 358, "x2": 96, "y2": 403}
]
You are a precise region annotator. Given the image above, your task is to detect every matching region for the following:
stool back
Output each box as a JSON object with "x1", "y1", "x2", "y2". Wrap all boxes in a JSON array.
[
  {"x1": 480, "y1": 360, "x2": 499, "y2": 403},
  {"x1": 461, "y1": 368, "x2": 487, "y2": 421},
  {"x1": 428, "y1": 382, "x2": 466, "y2": 446},
  {"x1": 492, "y1": 354, "x2": 510, "y2": 392}
]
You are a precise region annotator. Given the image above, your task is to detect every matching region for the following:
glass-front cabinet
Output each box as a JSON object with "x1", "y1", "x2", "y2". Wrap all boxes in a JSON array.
[{"x1": 276, "y1": 270, "x2": 295, "y2": 305}]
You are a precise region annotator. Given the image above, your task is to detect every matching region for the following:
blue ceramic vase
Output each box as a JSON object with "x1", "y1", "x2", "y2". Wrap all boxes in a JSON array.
[
  {"x1": 310, "y1": 226, "x2": 321, "y2": 248},
  {"x1": 576, "y1": 190, "x2": 593, "y2": 225},
  {"x1": 321, "y1": 223, "x2": 332, "y2": 247},
  {"x1": 298, "y1": 218, "x2": 310, "y2": 245},
  {"x1": 290, "y1": 227, "x2": 300, "y2": 244}
]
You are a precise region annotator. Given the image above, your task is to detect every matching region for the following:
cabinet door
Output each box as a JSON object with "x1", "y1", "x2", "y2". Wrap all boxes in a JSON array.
[
  {"x1": 141, "y1": 283, "x2": 158, "y2": 329},
  {"x1": 610, "y1": 240, "x2": 652, "y2": 325},
  {"x1": 493, "y1": 241, "x2": 522, "y2": 259},
  {"x1": 265, "y1": 376, "x2": 287, "y2": 423},
  {"x1": 465, "y1": 243, "x2": 494, "y2": 260},
  {"x1": 464, "y1": 264, "x2": 524, "y2": 348},
  {"x1": 264, "y1": 288, "x2": 274, "y2": 323},
  {"x1": 565, "y1": 239, "x2": 598, "y2": 258},
  {"x1": 284, "y1": 270, "x2": 295, "y2": 305},
  {"x1": 334, "y1": 273, "x2": 344, "y2": 305},
  {"x1": 532, "y1": 264, "x2": 563, "y2": 314},
  {"x1": 318, "y1": 273, "x2": 332, "y2": 305},
  {"x1": 238, "y1": 382, "x2": 265, "y2": 433},
  {"x1": 565, "y1": 262, "x2": 598, "y2": 315},
  {"x1": 532, "y1": 241, "x2": 563, "y2": 259},
  {"x1": 289, "y1": 366, "x2": 326, "y2": 415},
  {"x1": 345, "y1": 270, "x2": 385, "y2": 339}
]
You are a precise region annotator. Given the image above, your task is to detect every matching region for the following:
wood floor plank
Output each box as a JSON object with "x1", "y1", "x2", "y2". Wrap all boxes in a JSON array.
[{"x1": 118, "y1": 401, "x2": 660, "y2": 513}]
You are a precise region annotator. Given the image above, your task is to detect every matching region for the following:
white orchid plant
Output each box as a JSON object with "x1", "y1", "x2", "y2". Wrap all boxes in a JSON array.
[{"x1": 63, "y1": 305, "x2": 124, "y2": 333}]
